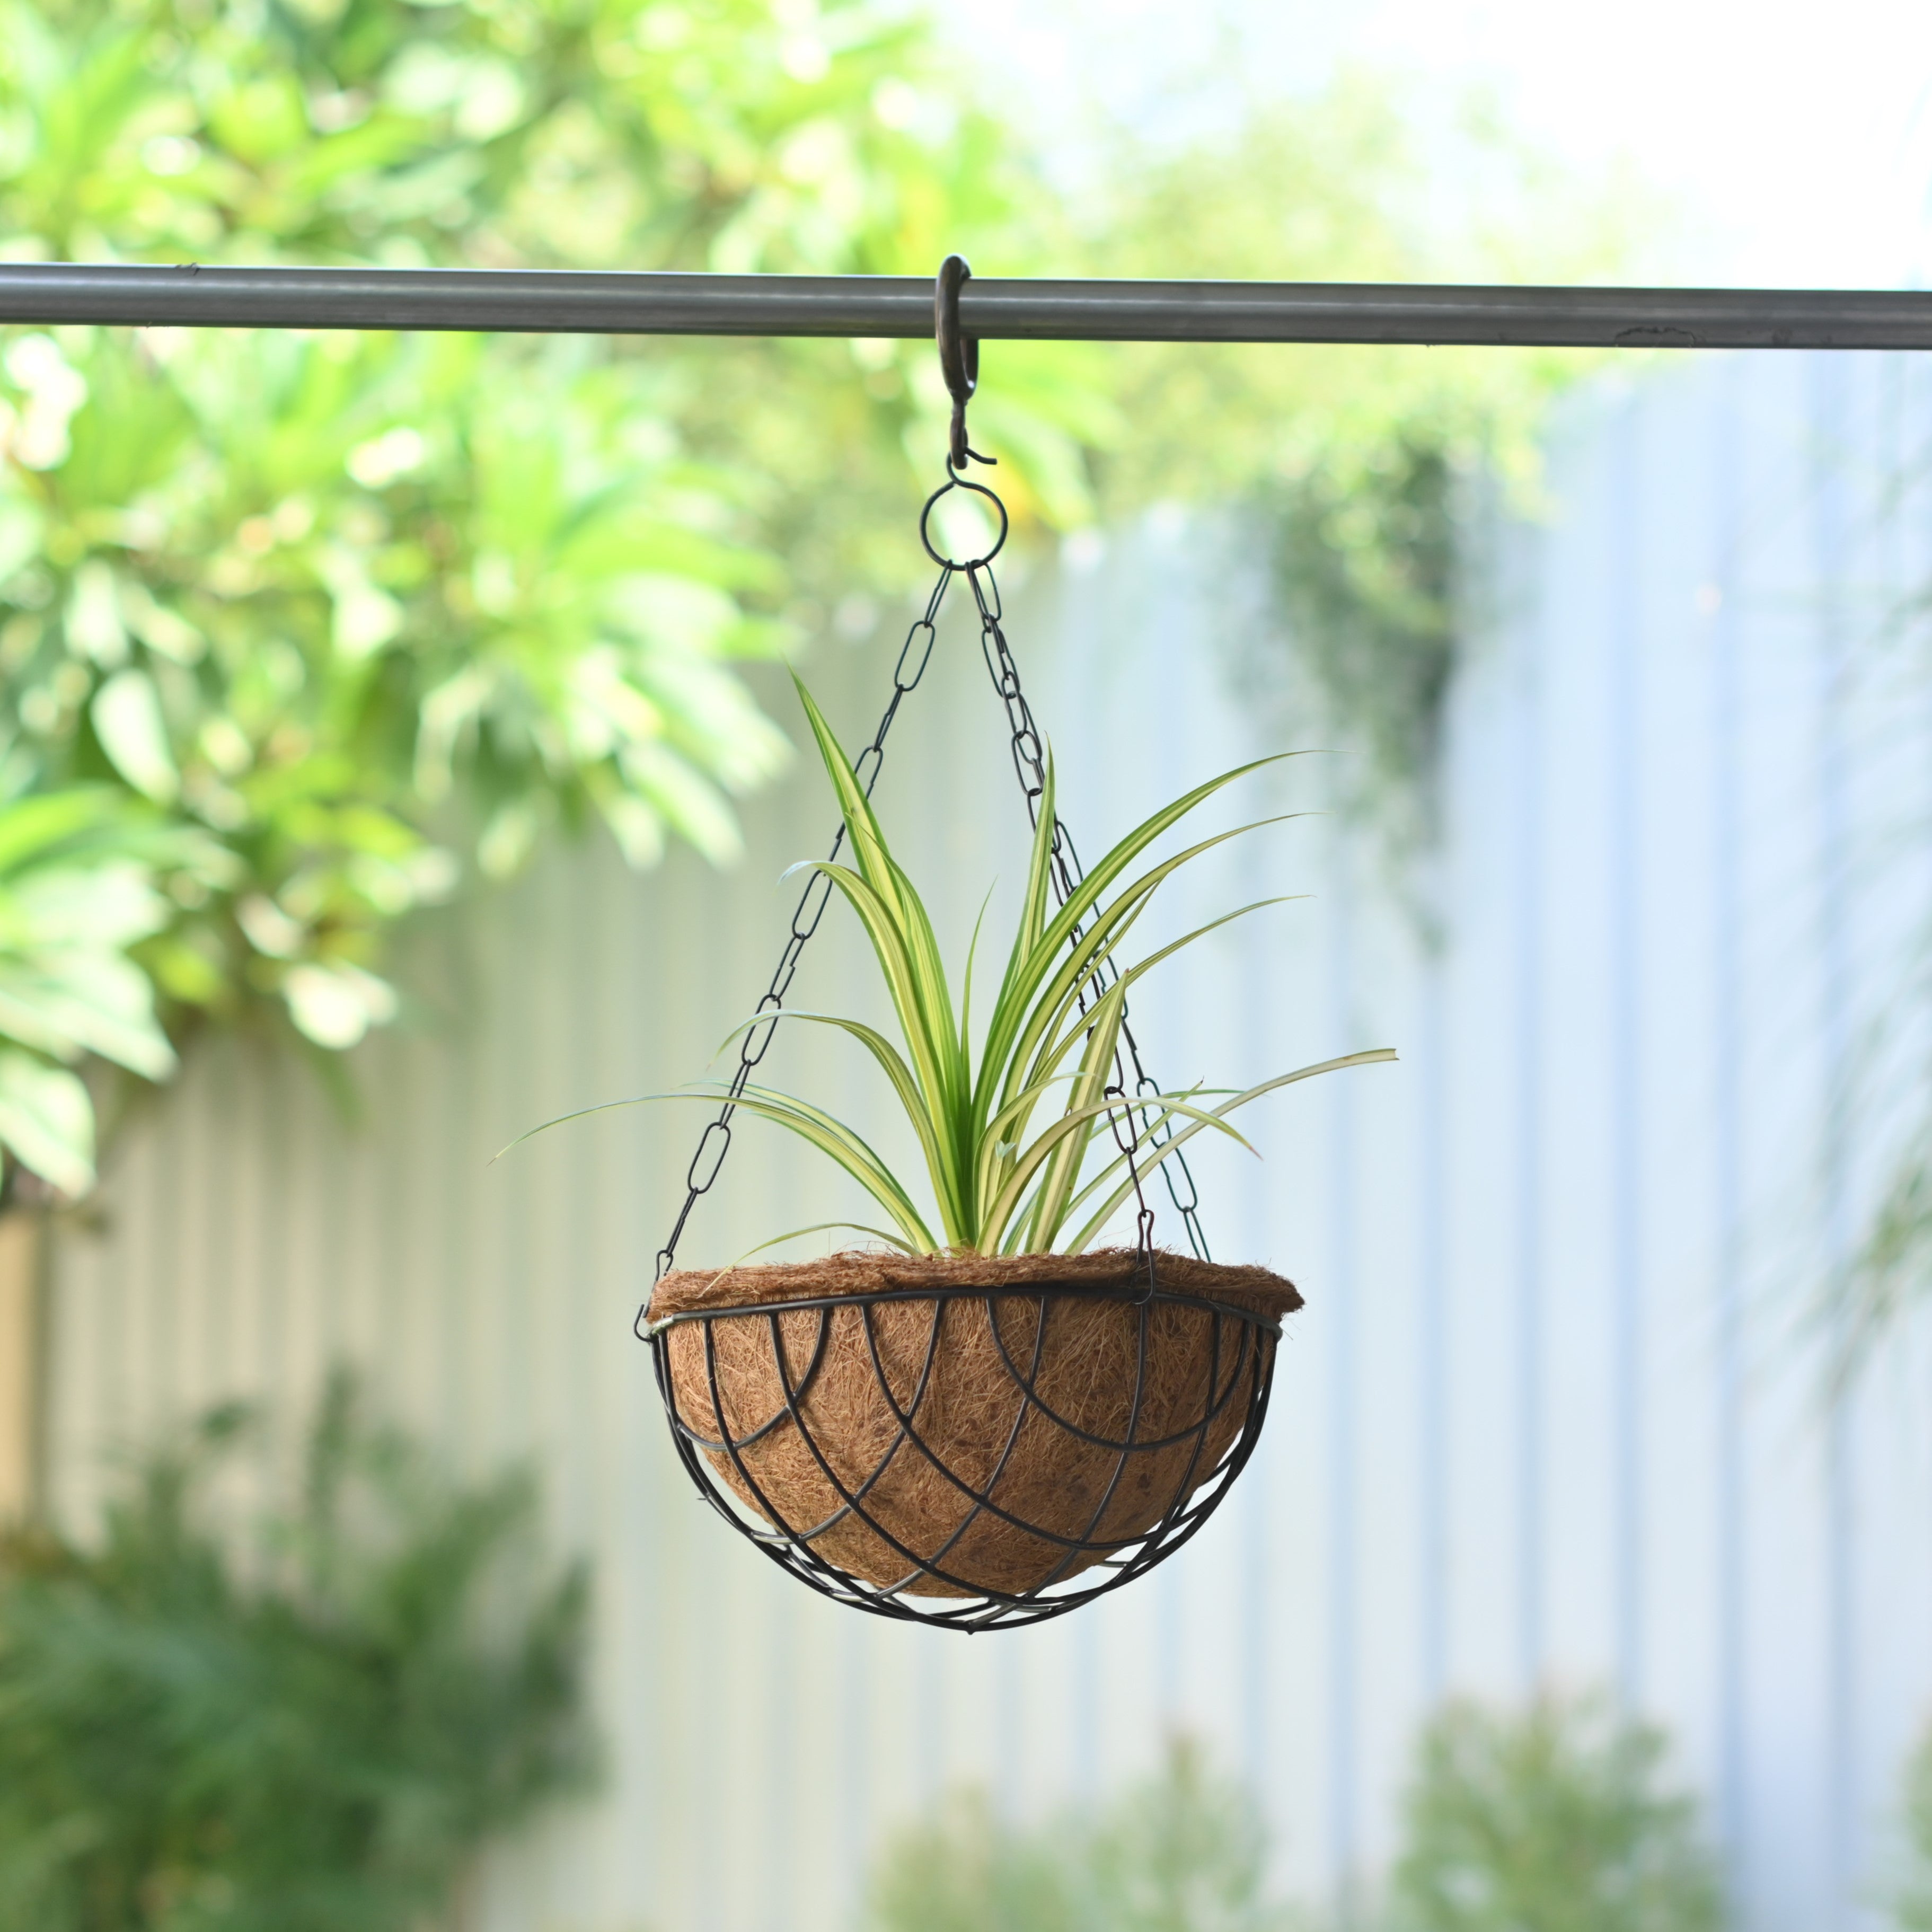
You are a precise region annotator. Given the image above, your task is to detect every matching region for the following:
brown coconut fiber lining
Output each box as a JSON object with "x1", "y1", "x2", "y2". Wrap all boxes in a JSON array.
[{"x1": 648, "y1": 1248, "x2": 1300, "y2": 1599}]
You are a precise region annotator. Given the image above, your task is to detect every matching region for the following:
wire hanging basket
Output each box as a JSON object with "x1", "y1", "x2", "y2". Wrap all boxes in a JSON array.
[
  {"x1": 636, "y1": 256, "x2": 1320, "y2": 1630},
  {"x1": 643, "y1": 1249, "x2": 1296, "y2": 1630}
]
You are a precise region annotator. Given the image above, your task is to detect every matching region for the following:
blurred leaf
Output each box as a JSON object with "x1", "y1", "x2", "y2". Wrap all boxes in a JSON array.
[
  {"x1": 283, "y1": 958, "x2": 396, "y2": 1049},
  {"x1": 0, "y1": 942, "x2": 177, "y2": 1079},
  {"x1": 0, "y1": 788, "x2": 183, "y2": 1189},
  {"x1": 0, "y1": 1044, "x2": 92, "y2": 1194},
  {"x1": 89, "y1": 668, "x2": 179, "y2": 803},
  {"x1": 1832, "y1": 1125, "x2": 1932, "y2": 1386}
]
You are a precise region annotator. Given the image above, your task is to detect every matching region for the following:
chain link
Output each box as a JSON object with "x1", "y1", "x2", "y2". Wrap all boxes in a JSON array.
[
  {"x1": 648, "y1": 563, "x2": 952, "y2": 1292},
  {"x1": 965, "y1": 561, "x2": 1211, "y2": 1265},
  {"x1": 646, "y1": 483, "x2": 1212, "y2": 1303}
]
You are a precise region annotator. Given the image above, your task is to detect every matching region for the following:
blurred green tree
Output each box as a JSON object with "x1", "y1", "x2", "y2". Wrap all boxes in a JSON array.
[
  {"x1": 0, "y1": 1371, "x2": 593, "y2": 1930},
  {"x1": 0, "y1": 0, "x2": 1084, "y2": 1081}
]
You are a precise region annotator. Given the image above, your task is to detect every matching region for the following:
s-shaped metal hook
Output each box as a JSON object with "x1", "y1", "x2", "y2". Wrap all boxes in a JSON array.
[{"x1": 936, "y1": 254, "x2": 996, "y2": 473}]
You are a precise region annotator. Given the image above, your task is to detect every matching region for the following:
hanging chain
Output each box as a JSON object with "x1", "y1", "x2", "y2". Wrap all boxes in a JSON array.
[
  {"x1": 648, "y1": 563, "x2": 952, "y2": 1292},
  {"x1": 965, "y1": 561, "x2": 1211, "y2": 1266},
  {"x1": 646, "y1": 483, "x2": 1213, "y2": 1296}
]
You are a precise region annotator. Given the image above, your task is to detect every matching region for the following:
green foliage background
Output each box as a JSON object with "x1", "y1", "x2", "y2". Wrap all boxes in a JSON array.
[
  {"x1": 1, "y1": 0, "x2": 1020, "y2": 1076},
  {"x1": 0, "y1": 0, "x2": 1624, "y2": 1185}
]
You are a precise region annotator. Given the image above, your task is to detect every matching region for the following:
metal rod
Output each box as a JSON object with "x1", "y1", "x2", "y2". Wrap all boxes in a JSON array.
[{"x1": 3, "y1": 262, "x2": 1932, "y2": 348}]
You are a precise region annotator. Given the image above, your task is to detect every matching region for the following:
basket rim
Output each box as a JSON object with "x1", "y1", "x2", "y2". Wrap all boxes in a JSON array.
[{"x1": 646, "y1": 1245, "x2": 1301, "y2": 1325}]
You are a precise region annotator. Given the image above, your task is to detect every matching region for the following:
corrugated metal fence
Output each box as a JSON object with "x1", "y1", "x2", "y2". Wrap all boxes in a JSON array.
[{"x1": 44, "y1": 348, "x2": 1932, "y2": 1930}]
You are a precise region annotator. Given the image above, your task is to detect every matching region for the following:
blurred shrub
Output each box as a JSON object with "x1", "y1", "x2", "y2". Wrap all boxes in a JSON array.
[
  {"x1": 1899, "y1": 1722, "x2": 1932, "y2": 1930},
  {"x1": 1260, "y1": 438, "x2": 1459, "y2": 863},
  {"x1": 1390, "y1": 1693, "x2": 1722, "y2": 1932},
  {"x1": 864, "y1": 1695, "x2": 1726, "y2": 1932},
  {"x1": 0, "y1": 1371, "x2": 593, "y2": 1930},
  {"x1": 865, "y1": 1737, "x2": 1300, "y2": 1932}
]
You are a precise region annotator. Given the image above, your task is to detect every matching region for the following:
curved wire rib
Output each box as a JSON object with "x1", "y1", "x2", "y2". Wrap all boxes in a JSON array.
[
  {"x1": 672, "y1": 1304, "x2": 836, "y2": 1456},
  {"x1": 758, "y1": 1305, "x2": 905, "y2": 1547},
  {"x1": 746, "y1": 1297, "x2": 980, "y2": 1593},
  {"x1": 1129, "y1": 1308, "x2": 1230, "y2": 1558},
  {"x1": 1027, "y1": 1293, "x2": 1152, "y2": 1594},
  {"x1": 907, "y1": 1294, "x2": 1056, "y2": 1585},
  {"x1": 848, "y1": 1294, "x2": 1144, "y2": 1563},
  {"x1": 983, "y1": 1295, "x2": 1255, "y2": 1454}
]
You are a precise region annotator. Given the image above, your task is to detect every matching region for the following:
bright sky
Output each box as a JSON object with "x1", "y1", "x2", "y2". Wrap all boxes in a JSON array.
[{"x1": 940, "y1": 0, "x2": 1932, "y2": 288}]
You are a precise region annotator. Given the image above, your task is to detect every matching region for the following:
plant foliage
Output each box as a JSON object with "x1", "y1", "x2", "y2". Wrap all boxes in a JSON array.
[
  {"x1": 866, "y1": 1736, "x2": 1300, "y2": 1932},
  {"x1": 1258, "y1": 440, "x2": 1461, "y2": 862},
  {"x1": 613, "y1": 677, "x2": 1391, "y2": 1256},
  {"x1": 1834, "y1": 1115, "x2": 1932, "y2": 1386},
  {"x1": 0, "y1": 1372, "x2": 595, "y2": 1932},
  {"x1": 1391, "y1": 1693, "x2": 1723, "y2": 1932}
]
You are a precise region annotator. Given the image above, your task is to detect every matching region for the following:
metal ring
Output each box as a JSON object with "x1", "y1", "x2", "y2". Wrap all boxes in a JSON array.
[{"x1": 920, "y1": 473, "x2": 1008, "y2": 568}]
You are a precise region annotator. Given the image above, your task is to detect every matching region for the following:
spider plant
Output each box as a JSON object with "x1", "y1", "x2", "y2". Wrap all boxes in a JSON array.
[{"x1": 628, "y1": 676, "x2": 1392, "y2": 1259}]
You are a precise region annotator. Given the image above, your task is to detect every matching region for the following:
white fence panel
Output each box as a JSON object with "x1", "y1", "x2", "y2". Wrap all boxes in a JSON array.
[{"x1": 43, "y1": 348, "x2": 1932, "y2": 1930}]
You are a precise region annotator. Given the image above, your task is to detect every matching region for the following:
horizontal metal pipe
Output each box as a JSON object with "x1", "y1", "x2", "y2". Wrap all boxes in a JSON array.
[{"x1": 2, "y1": 261, "x2": 1931, "y2": 348}]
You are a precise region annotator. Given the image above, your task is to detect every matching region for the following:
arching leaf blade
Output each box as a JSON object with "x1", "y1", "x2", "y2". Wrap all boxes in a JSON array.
[
  {"x1": 1016, "y1": 893, "x2": 1303, "y2": 1121},
  {"x1": 722, "y1": 1005, "x2": 967, "y2": 1247},
  {"x1": 1061, "y1": 1049, "x2": 1398, "y2": 1252},
  {"x1": 987, "y1": 813, "x2": 1308, "y2": 1118}
]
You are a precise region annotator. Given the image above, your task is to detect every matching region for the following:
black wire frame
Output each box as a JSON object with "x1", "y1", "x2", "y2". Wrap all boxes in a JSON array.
[{"x1": 645, "y1": 1280, "x2": 1283, "y2": 1633}]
